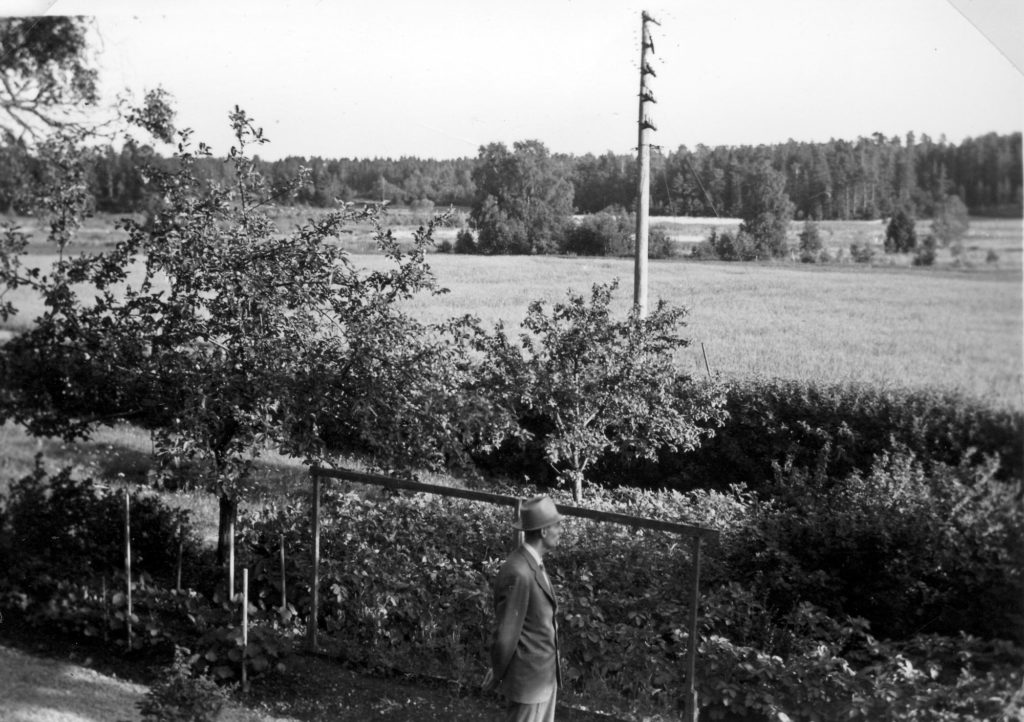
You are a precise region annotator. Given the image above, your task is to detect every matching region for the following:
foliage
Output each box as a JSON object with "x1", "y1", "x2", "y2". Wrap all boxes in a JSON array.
[
  {"x1": 470, "y1": 140, "x2": 574, "y2": 254},
  {"x1": 453, "y1": 227, "x2": 477, "y2": 253},
  {"x1": 727, "y1": 452, "x2": 1024, "y2": 643},
  {"x1": 0, "y1": 460, "x2": 198, "y2": 592},
  {"x1": 563, "y1": 210, "x2": 632, "y2": 256},
  {"x1": 474, "y1": 280, "x2": 725, "y2": 500},
  {"x1": 1, "y1": 108, "x2": 497, "y2": 569},
  {"x1": 797, "y1": 219, "x2": 823, "y2": 262},
  {"x1": 849, "y1": 239, "x2": 875, "y2": 263},
  {"x1": 233, "y1": 480, "x2": 1022, "y2": 721},
  {"x1": 914, "y1": 233, "x2": 938, "y2": 266},
  {"x1": 738, "y1": 162, "x2": 794, "y2": 259},
  {"x1": 931, "y1": 194, "x2": 970, "y2": 246},
  {"x1": 190, "y1": 623, "x2": 289, "y2": 682},
  {"x1": 137, "y1": 647, "x2": 228, "y2": 722},
  {"x1": 3, "y1": 453, "x2": 1022, "y2": 718},
  {"x1": 885, "y1": 208, "x2": 918, "y2": 253},
  {"x1": 0, "y1": 17, "x2": 99, "y2": 141},
  {"x1": 647, "y1": 226, "x2": 676, "y2": 259},
  {"x1": 692, "y1": 227, "x2": 759, "y2": 262},
  {"x1": 651, "y1": 378, "x2": 1024, "y2": 491}
]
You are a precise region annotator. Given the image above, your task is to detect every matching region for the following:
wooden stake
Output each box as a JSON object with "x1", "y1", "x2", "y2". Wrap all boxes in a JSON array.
[
  {"x1": 228, "y1": 514, "x2": 235, "y2": 601},
  {"x1": 241, "y1": 567, "x2": 249, "y2": 691},
  {"x1": 280, "y1": 533, "x2": 287, "y2": 612},
  {"x1": 308, "y1": 472, "x2": 321, "y2": 652},
  {"x1": 682, "y1": 535, "x2": 703, "y2": 722},
  {"x1": 176, "y1": 523, "x2": 183, "y2": 593},
  {"x1": 124, "y1": 489, "x2": 133, "y2": 649},
  {"x1": 701, "y1": 342, "x2": 712, "y2": 380}
]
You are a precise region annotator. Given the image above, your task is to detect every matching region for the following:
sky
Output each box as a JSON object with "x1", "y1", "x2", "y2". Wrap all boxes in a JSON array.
[{"x1": 11, "y1": 0, "x2": 1024, "y2": 160}]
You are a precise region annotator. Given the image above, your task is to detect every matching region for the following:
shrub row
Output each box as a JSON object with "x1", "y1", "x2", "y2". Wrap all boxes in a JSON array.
[{"x1": 482, "y1": 377, "x2": 1023, "y2": 493}]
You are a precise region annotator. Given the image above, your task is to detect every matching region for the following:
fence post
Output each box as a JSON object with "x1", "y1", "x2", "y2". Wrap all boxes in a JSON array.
[
  {"x1": 682, "y1": 535, "x2": 704, "y2": 722},
  {"x1": 308, "y1": 470, "x2": 321, "y2": 652},
  {"x1": 124, "y1": 488, "x2": 132, "y2": 649}
]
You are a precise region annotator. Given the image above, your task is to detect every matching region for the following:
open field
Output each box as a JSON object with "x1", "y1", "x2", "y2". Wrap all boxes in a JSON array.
[{"x1": 3, "y1": 215, "x2": 1021, "y2": 408}]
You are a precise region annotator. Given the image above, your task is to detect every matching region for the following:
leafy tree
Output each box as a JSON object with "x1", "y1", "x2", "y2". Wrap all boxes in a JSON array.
[
  {"x1": 470, "y1": 140, "x2": 573, "y2": 254},
  {"x1": 884, "y1": 208, "x2": 917, "y2": 253},
  {"x1": 931, "y1": 194, "x2": 969, "y2": 247},
  {"x1": 0, "y1": 17, "x2": 100, "y2": 141},
  {"x1": 1, "y1": 108, "x2": 497, "y2": 570},
  {"x1": 738, "y1": 162, "x2": 794, "y2": 259},
  {"x1": 476, "y1": 280, "x2": 724, "y2": 501}
]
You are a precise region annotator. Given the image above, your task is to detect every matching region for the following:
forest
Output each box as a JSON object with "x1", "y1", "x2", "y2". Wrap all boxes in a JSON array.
[{"x1": 0, "y1": 129, "x2": 1019, "y2": 221}]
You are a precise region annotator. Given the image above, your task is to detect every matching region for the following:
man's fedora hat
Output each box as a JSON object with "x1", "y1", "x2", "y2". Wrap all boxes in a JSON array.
[{"x1": 514, "y1": 495, "x2": 564, "y2": 531}]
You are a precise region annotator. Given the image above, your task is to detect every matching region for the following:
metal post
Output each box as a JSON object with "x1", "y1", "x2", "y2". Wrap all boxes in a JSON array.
[
  {"x1": 635, "y1": 11, "x2": 659, "y2": 318},
  {"x1": 308, "y1": 471, "x2": 322, "y2": 651},
  {"x1": 683, "y1": 535, "x2": 703, "y2": 721}
]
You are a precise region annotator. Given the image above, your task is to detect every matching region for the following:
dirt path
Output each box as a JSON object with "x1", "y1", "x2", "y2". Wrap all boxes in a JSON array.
[
  {"x1": 0, "y1": 641, "x2": 620, "y2": 722},
  {"x1": 0, "y1": 643, "x2": 294, "y2": 722}
]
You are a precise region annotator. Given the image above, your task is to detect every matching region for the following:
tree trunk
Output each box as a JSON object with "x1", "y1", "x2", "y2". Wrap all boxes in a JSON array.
[{"x1": 217, "y1": 492, "x2": 238, "y2": 567}]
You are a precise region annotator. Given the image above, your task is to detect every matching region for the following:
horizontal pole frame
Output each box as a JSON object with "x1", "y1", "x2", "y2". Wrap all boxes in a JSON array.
[{"x1": 311, "y1": 466, "x2": 720, "y2": 541}]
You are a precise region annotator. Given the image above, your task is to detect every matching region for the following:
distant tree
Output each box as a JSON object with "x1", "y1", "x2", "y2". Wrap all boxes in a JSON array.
[
  {"x1": 0, "y1": 17, "x2": 100, "y2": 141},
  {"x1": 563, "y1": 210, "x2": 632, "y2": 256},
  {"x1": 913, "y1": 234, "x2": 937, "y2": 266},
  {"x1": 798, "y1": 219, "x2": 824, "y2": 263},
  {"x1": 476, "y1": 281, "x2": 725, "y2": 501},
  {"x1": 884, "y1": 208, "x2": 917, "y2": 253},
  {"x1": 739, "y1": 162, "x2": 794, "y2": 259},
  {"x1": 453, "y1": 227, "x2": 477, "y2": 254},
  {"x1": 931, "y1": 194, "x2": 970, "y2": 247},
  {"x1": 471, "y1": 140, "x2": 574, "y2": 254}
]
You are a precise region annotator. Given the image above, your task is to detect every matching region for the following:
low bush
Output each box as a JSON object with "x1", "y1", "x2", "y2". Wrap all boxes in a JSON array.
[
  {"x1": 0, "y1": 459, "x2": 202, "y2": 595},
  {"x1": 137, "y1": 646, "x2": 229, "y2": 722}
]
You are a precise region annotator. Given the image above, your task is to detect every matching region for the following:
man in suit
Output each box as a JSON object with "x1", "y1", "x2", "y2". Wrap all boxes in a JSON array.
[{"x1": 489, "y1": 495, "x2": 564, "y2": 722}]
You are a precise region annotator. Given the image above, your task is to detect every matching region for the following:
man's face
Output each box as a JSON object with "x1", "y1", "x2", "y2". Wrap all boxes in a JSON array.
[{"x1": 541, "y1": 521, "x2": 563, "y2": 550}]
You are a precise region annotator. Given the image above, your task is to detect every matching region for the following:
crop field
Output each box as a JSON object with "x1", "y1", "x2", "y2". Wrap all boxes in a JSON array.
[{"x1": 3, "y1": 215, "x2": 1021, "y2": 408}]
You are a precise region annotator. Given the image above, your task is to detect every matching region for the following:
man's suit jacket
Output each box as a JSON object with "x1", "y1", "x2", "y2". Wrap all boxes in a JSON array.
[{"x1": 490, "y1": 546, "x2": 562, "y2": 704}]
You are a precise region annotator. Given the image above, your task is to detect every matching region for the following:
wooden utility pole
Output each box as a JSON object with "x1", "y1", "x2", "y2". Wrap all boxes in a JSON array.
[{"x1": 634, "y1": 11, "x2": 659, "y2": 318}]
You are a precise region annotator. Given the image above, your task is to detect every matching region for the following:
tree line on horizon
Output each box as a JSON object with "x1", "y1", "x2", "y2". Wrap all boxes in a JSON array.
[{"x1": 0, "y1": 130, "x2": 1019, "y2": 222}]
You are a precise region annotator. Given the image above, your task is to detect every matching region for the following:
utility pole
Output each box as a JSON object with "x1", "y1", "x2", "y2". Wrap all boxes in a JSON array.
[{"x1": 634, "y1": 10, "x2": 659, "y2": 318}]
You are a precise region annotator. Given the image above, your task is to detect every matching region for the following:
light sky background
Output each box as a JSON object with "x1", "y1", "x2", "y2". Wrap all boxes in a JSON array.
[{"x1": 12, "y1": 0, "x2": 1024, "y2": 160}]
